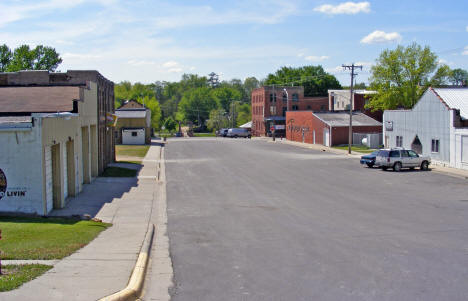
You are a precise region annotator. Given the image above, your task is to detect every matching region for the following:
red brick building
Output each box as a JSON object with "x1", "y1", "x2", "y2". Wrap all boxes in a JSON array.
[
  {"x1": 251, "y1": 86, "x2": 328, "y2": 137},
  {"x1": 286, "y1": 111, "x2": 382, "y2": 146},
  {"x1": 328, "y1": 89, "x2": 383, "y2": 122}
]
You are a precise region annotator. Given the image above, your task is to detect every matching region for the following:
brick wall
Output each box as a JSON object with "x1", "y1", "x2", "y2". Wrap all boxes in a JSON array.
[
  {"x1": 331, "y1": 126, "x2": 382, "y2": 145},
  {"x1": 286, "y1": 111, "x2": 329, "y2": 144}
]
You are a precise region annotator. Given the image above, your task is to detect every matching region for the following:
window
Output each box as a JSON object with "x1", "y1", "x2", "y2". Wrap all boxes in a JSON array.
[
  {"x1": 396, "y1": 136, "x2": 403, "y2": 147},
  {"x1": 132, "y1": 131, "x2": 138, "y2": 137},
  {"x1": 390, "y1": 150, "x2": 400, "y2": 157},
  {"x1": 270, "y1": 94, "x2": 273, "y2": 102},
  {"x1": 282, "y1": 107, "x2": 287, "y2": 117},
  {"x1": 269, "y1": 93, "x2": 276, "y2": 102},
  {"x1": 431, "y1": 139, "x2": 440, "y2": 153},
  {"x1": 408, "y1": 150, "x2": 419, "y2": 158},
  {"x1": 282, "y1": 93, "x2": 287, "y2": 103},
  {"x1": 292, "y1": 105, "x2": 299, "y2": 111},
  {"x1": 270, "y1": 106, "x2": 276, "y2": 115},
  {"x1": 306, "y1": 105, "x2": 312, "y2": 110},
  {"x1": 292, "y1": 93, "x2": 299, "y2": 102},
  {"x1": 320, "y1": 105, "x2": 325, "y2": 111},
  {"x1": 400, "y1": 150, "x2": 409, "y2": 157}
]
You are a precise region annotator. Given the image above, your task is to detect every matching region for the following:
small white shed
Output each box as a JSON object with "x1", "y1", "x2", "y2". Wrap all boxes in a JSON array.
[{"x1": 122, "y1": 128, "x2": 145, "y2": 145}]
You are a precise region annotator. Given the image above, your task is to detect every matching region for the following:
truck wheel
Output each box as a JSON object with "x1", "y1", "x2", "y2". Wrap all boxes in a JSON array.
[
  {"x1": 382, "y1": 167, "x2": 388, "y2": 171},
  {"x1": 366, "y1": 163, "x2": 374, "y2": 168}
]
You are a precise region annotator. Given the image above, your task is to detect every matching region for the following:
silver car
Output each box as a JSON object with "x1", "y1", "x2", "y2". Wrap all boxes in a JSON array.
[{"x1": 375, "y1": 148, "x2": 431, "y2": 171}]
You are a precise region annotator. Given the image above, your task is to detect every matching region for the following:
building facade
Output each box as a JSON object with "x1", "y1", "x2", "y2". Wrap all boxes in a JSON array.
[
  {"x1": 115, "y1": 100, "x2": 152, "y2": 145},
  {"x1": 328, "y1": 89, "x2": 382, "y2": 122},
  {"x1": 0, "y1": 84, "x2": 99, "y2": 215},
  {"x1": 251, "y1": 86, "x2": 329, "y2": 137},
  {"x1": 383, "y1": 88, "x2": 468, "y2": 170},
  {"x1": 0, "y1": 70, "x2": 115, "y2": 175},
  {"x1": 286, "y1": 111, "x2": 382, "y2": 147}
]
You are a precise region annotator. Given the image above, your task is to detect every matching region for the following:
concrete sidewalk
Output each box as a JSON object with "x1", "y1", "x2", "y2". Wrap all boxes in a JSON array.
[{"x1": 1, "y1": 142, "x2": 162, "y2": 301}]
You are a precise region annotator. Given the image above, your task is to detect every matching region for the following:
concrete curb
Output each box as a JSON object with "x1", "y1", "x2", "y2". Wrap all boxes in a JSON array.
[{"x1": 98, "y1": 223, "x2": 155, "y2": 301}]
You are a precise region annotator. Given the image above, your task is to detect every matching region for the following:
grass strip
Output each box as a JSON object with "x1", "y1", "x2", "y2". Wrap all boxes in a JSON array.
[
  {"x1": 193, "y1": 133, "x2": 216, "y2": 137},
  {"x1": 115, "y1": 145, "x2": 150, "y2": 158},
  {"x1": 333, "y1": 145, "x2": 377, "y2": 153},
  {"x1": 0, "y1": 216, "x2": 111, "y2": 260},
  {"x1": 101, "y1": 166, "x2": 137, "y2": 177},
  {"x1": 0, "y1": 264, "x2": 52, "y2": 292}
]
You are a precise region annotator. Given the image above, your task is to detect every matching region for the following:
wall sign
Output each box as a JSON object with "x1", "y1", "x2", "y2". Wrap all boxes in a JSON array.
[
  {"x1": 0, "y1": 169, "x2": 6, "y2": 200},
  {"x1": 0, "y1": 169, "x2": 27, "y2": 200},
  {"x1": 385, "y1": 121, "x2": 393, "y2": 131}
]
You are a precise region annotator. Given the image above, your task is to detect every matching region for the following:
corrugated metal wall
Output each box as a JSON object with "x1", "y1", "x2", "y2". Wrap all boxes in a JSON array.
[{"x1": 384, "y1": 90, "x2": 451, "y2": 163}]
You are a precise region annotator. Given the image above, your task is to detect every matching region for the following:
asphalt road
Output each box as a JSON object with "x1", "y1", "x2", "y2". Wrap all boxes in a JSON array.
[{"x1": 164, "y1": 138, "x2": 468, "y2": 301}]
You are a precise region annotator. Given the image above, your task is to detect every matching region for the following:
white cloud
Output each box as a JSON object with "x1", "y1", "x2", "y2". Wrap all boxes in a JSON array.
[
  {"x1": 314, "y1": 2, "x2": 370, "y2": 15},
  {"x1": 127, "y1": 60, "x2": 156, "y2": 66},
  {"x1": 466, "y1": 26, "x2": 468, "y2": 32},
  {"x1": 360, "y1": 30, "x2": 402, "y2": 44},
  {"x1": 153, "y1": 2, "x2": 297, "y2": 29},
  {"x1": 304, "y1": 55, "x2": 329, "y2": 62},
  {"x1": 462, "y1": 46, "x2": 468, "y2": 56},
  {"x1": 162, "y1": 61, "x2": 180, "y2": 68}
]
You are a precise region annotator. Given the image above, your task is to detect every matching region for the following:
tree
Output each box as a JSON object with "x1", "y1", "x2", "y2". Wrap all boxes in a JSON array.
[
  {"x1": 368, "y1": 43, "x2": 451, "y2": 110},
  {"x1": 211, "y1": 86, "x2": 242, "y2": 112},
  {"x1": 449, "y1": 68, "x2": 468, "y2": 86},
  {"x1": 265, "y1": 65, "x2": 341, "y2": 96},
  {"x1": 178, "y1": 87, "x2": 219, "y2": 126},
  {"x1": 5, "y1": 45, "x2": 62, "y2": 72},
  {"x1": 235, "y1": 102, "x2": 251, "y2": 127},
  {"x1": 143, "y1": 96, "x2": 162, "y2": 130},
  {"x1": 243, "y1": 77, "x2": 260, "y2": 97},
  {"x1": 206, "y1": 109, "x2": 229, "y2": 131},
  {"x1": 0, "y1": 44, "x2": 12, "y2": 72},
  {"x1": 163, "y1": 117, "x2": 177, "y2": 133}
]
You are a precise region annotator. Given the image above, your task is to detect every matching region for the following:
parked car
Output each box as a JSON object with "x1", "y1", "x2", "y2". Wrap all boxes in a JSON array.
[
  {"x1": 360, "y1": 150, "x2": 380, "y2": 168},
  {"x1": 226, "y1": 128, "x2": 251, "y2": 138},
  {"x1": 174, "y1": 132, "x2": 183, "y2": 137},
  {"x1": 375, "y1": 148, "x2": 430, "y2": 171},
  {"x1": 216, "y1": 128, "x2": 228, "y2": 137}
]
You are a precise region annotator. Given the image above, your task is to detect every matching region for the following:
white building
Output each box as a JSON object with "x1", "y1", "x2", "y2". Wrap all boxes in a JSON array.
[
  {"x1": 0, "y1": 84, "x2": 99, "y2": 215},
  {"x1": 383, "y1": 88, "x2": 468, "y2": 170}
]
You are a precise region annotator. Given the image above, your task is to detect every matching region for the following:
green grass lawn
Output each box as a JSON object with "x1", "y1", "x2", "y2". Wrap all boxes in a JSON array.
[
  {"x1": 0, "y1": 216, "x2": 111, "y2": 260},
  {"x1": 193, "y1": 132, "x2": 216, "y2": 137},
  {"x1": 115, "y1": 145, "x2": 150, "y2": 158},
  {"x1": 333, "y1": 145, "x2": 377, "y2": 154},
  {"x1": 0, "y1": 264, "x2": 52, "y2": 292},
  {"x1": 101, "y1": 166, "x2": 138, "y2": 177}
]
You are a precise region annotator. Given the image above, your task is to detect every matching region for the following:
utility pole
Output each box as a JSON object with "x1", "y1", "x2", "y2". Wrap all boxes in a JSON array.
[{"x1": 342, "y1": 63, "x2": 362, "y2": 154}]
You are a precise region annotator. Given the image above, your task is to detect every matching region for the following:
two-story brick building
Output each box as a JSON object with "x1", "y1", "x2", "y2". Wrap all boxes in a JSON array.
[{"x1": 251, "y1": 86, "x2": 329, "y2": 137}]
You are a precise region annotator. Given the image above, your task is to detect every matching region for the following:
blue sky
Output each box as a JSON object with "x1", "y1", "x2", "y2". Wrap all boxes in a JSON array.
[{"x1": 0, "y1": 0, "x2": 467, "y2": 85}]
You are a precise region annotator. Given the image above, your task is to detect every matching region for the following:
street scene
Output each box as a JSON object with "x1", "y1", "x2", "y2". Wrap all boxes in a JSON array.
[{"x1": 0, "y1": 1, "x2": 467, "y2": 300}]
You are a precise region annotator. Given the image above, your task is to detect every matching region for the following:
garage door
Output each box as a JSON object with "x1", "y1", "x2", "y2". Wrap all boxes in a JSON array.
[
  {"x1": 45, "y1": 146, "x2": 53, "y2": 211},
  {"x1": 63, "y1": 145, "x2": 68, "y2": 200}
]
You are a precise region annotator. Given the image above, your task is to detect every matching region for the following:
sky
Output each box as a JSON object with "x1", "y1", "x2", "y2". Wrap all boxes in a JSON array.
[{"x1": 0, "y1": 0, "x2": 467, "y2": 85}]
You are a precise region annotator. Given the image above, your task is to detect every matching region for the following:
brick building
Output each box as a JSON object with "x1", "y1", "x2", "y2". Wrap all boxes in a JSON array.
[
  {"x1": 286, "y1": 111, "x2": 382, "y2": 146},
  {"x1": 0, "y1": 70, "x2": 115, "y2": 175},
  {"x1": 251, "y1": 86, "x2": 328, "y2": 137}
]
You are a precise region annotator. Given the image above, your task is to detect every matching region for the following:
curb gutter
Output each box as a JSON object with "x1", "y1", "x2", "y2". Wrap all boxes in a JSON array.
[{"x1": 98, "y1": 223, "x2": 155, "y2": 301}]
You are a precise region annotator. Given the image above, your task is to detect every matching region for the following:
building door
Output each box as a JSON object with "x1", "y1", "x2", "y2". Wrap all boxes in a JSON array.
[
  {"x1": 51, "y1": 144, "x2": 62, "y2": 209},
  {"x1": 82, "y1": 126, "x2": 90, "y2": 184},
  {"x1": 63, "y1": 145, "x2": 68, "y2": 200},
  {"x1": 313, "y1": 130, "x2": 316, "y2": 144},
  {"x1": 324, "y1": 129, "x2": 330, "y2": 146},
  {"x1": 90, "y1": 125, "x2": 98, "y2": 178},
  {"x1": 66, "y1": 140, "x2": 76, "y2": 197},
  {"x1": 44, "y1": 146, "x2": 53, "y2": 210},
  {"x1": 411, "y1": 135, "x2": 423, "y2": 154}
]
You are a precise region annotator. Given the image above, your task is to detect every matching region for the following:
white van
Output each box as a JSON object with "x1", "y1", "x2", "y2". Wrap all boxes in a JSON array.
[{"x1": 226, "y1": 128, "x2": 251, "y2": 138}]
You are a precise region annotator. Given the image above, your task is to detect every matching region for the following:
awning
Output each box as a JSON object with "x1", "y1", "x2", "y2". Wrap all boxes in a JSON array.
[{"x1": 239, "y1": 121, "x2": 252, "y2": 128}]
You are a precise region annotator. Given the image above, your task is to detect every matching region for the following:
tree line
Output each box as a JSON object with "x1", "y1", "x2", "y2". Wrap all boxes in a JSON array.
[{"x1": 1, "y1": 42, "x2": 468, "y2": 131}]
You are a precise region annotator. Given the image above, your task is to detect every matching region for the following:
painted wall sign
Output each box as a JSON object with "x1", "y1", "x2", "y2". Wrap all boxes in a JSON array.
[
  {"x1": 385, "y1": 121, "x2": 393, "y2": 131},
  {"x1": 0, "y1": 169, "x2": 27, "y2": 200},
  {"x1": 0, "y1": 169, "x2": 6, "y2": 200}
]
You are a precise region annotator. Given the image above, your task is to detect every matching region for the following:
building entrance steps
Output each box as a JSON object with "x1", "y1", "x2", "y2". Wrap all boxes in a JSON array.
[{"x1": 1, "y1": 142, "x2": 164, "y2": 301}]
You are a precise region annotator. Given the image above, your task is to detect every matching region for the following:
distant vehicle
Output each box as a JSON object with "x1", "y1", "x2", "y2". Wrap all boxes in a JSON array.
[
  {"x1": 174, "y1": 132, "x2": 183, "y2": 137},
  {"x1": 375, "y1": 148, "x2": 430, "y2": 171},
  {"x1": 217, "y1": 128, "x2": 228, "y2": 137},
  {"x1": 226, "y1": 128, "x2": 251, "y2": 138},
  {"x1": 360, "y1": 150, "x2": 380, "y2": 168}
]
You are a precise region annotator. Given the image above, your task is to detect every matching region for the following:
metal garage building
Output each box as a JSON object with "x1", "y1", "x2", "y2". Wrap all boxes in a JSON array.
[{"x1": 383, "y1": 87, "x2": 468, "y2": 170}]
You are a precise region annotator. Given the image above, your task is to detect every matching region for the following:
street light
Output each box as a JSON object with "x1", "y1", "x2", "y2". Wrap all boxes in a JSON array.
[{"x1": 283, "y1": 88, "x2": 289, "y2": 113}]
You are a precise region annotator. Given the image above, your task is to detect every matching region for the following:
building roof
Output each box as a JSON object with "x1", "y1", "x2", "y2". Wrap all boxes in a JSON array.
[
  {"x1": 432, "y1": 88, "x2": 468, "y2": 119},
  {"x1": 115, "y1": 109, "x2": 147, "y2": 119},
  {"x1": 313, "y1": 112, "x2": 382, "y2": 127},
  {"x1": 0, "y1": 86, "x2": 80, "y2": 113},
  {"x1": 328, "y1": 89, "x2": 377, "y2": 95},
  {"x1": 117, "y1": 99, "x2": 146, "y2": 110},
  {"x1": 239, "y1": 121, "x2": 252, "y2": 128}
]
